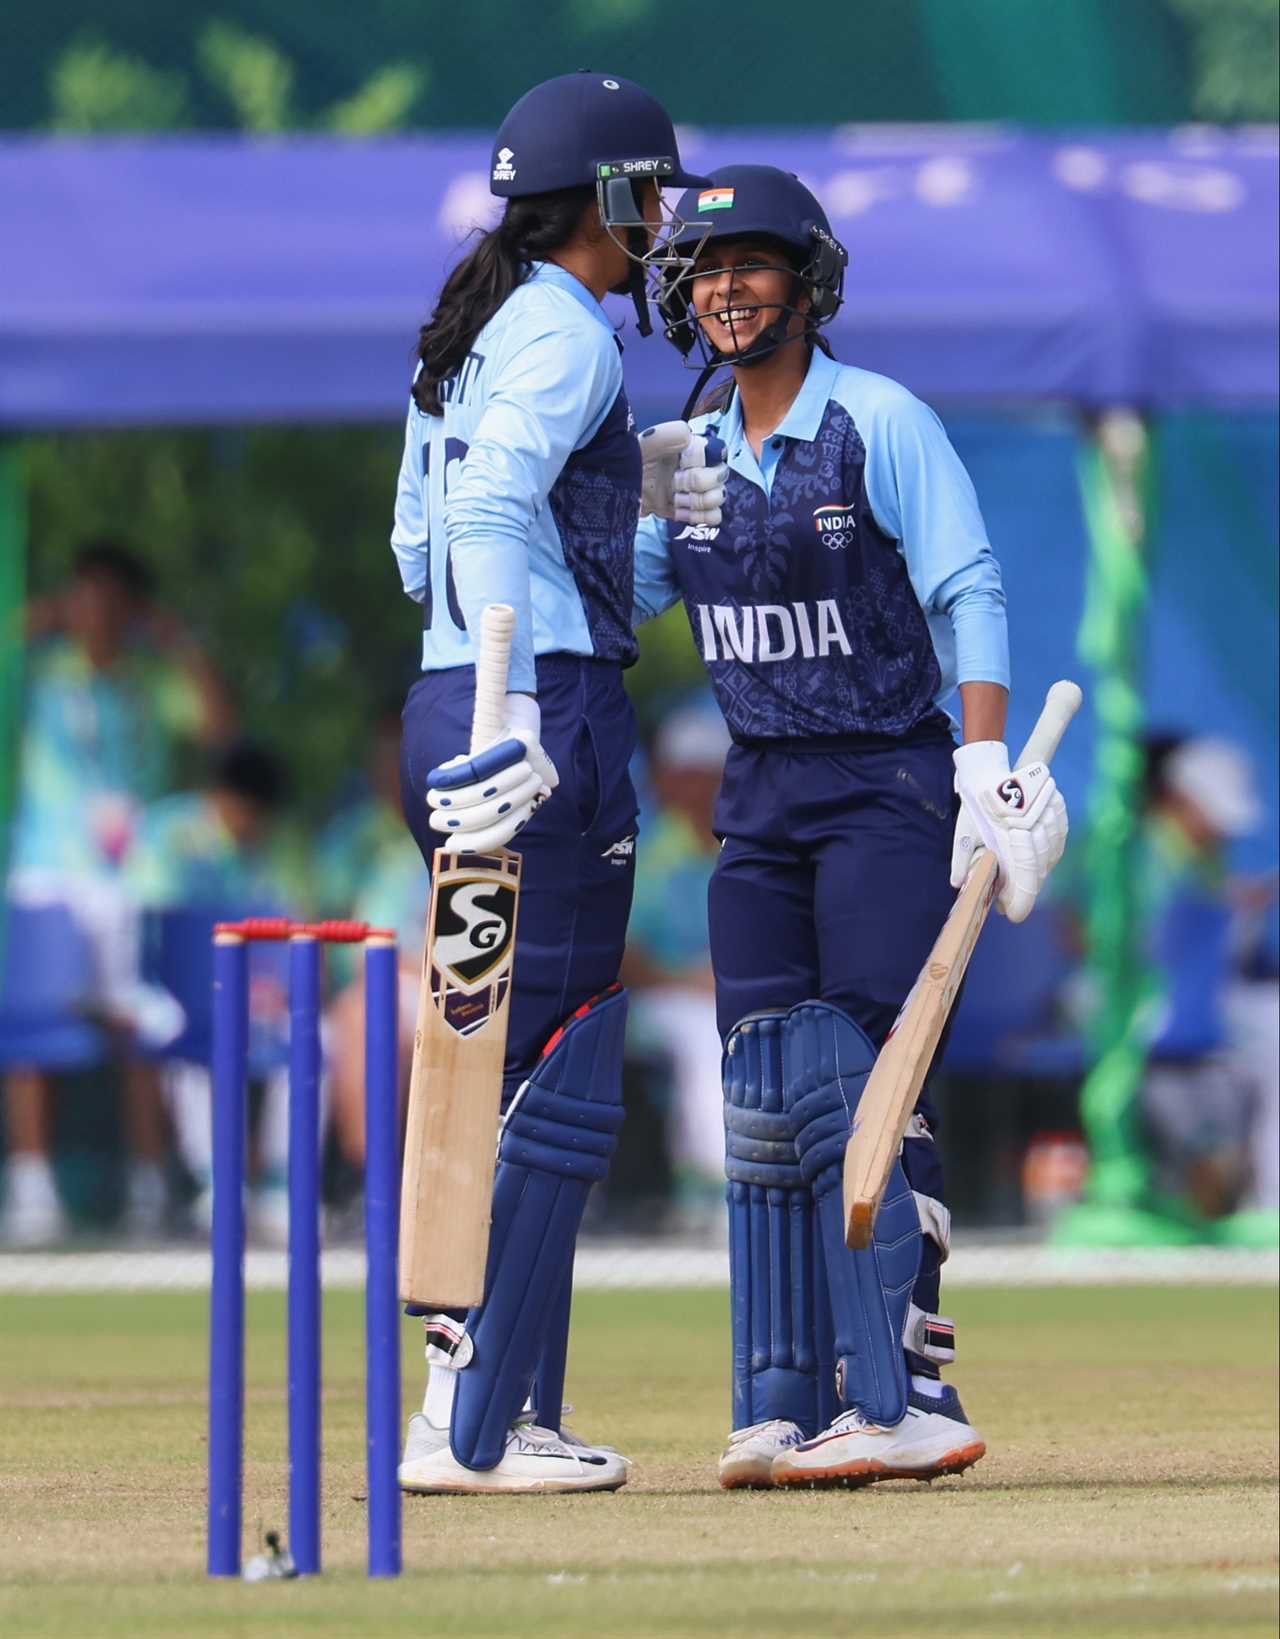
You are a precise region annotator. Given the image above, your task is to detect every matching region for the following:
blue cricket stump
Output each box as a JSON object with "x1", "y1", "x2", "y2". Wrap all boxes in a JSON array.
[
  {"x1": 363, "y1": 935, "x2": 403, "y2": 1577},
  {"x1": 207, "y1": 931, "x2": 248, "y2": 1578},
  {"x1": 287, "y1": 931, "x2": 322, "y2": 1574},
  {"x1": 207, "y1": 918, "x2": 402, "y2": 1579}
]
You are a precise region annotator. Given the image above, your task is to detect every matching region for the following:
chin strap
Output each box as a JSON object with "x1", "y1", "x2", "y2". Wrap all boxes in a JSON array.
[
  {"x1": 676, "y1": 270, "x2": 826, "y2": 421},
  {"x1": 679, "y1": 328, "x2": 835, "y2": 423}
]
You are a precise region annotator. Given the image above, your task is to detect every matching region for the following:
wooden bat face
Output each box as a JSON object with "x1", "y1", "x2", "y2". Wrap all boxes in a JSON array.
[{"x1": 425, "y1": 852, "x2": 521, "y2": 1036}]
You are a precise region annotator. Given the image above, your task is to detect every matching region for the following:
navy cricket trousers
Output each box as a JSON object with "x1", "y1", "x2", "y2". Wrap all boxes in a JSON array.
[
  {"x1": 401, "y1": 655, "x2": 639, "y2": 1089},
  {"x1": 709, "y1": 725, "x2": 959, "y2": 1319}
]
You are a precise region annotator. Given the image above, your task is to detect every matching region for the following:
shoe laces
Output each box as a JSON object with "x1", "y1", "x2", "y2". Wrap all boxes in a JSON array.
[
  {"x1": 828, "y1": 1409, "x2": 879, "y2": 1436},
  {"x1": 509, "y1": 1418, "x2": 581, "y2": 1461},
  {"x1": 517, "y1": 1405, "x2": 629, "y2": 1464},
  {"x1": 729, "y1": 1418, "x2": 803, "y2": 1449}
]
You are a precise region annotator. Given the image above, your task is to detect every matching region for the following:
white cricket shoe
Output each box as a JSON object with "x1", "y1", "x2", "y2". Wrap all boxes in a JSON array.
[
  {"x1": 398, "y1": 1412, "x2": 628, "y2": 1495},
  {"x1": 1, "y1": 1157, "x2": 69, "y2": 1248},
  {"x1": 771, "y1": 1387, "x2": 986, "y2": 1488},
  {"x1": 718, "y1": 1419, "x2": 806, "y2": 1489}
]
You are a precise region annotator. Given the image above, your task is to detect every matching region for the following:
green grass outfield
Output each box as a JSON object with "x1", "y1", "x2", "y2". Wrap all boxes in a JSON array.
[{"x1": 0, "y1": 1283, "x2": 1276, "y2": 1638}]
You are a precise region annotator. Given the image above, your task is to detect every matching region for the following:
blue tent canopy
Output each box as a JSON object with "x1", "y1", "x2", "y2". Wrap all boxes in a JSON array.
[{"x1": 1, "y1": 128, "x2": 1275, "y2": 426}]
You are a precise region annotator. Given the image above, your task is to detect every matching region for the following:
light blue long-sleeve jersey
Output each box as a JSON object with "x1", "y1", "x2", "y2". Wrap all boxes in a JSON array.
[
  {"x1": 391, "y1": 262, "x2": 642, "y2": 695},
  {"x1": 633, "y1": 348, "x2": 1008, "y2": 739}
]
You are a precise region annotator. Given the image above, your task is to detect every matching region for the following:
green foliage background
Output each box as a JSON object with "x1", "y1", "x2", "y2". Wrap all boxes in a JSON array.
[{"x1": 6, "y1": 0, "x2": 1277, "y2": 132}]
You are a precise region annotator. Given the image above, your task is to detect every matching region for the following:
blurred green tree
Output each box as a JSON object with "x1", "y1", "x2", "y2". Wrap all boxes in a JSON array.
[
  {"x1": 49, "y1": 35, "x2": 190, "y2": 131},
  {"x1": 198, "y1": 20, "x2": 296, "y2": 132},
  {"x1": 1170, "y1": 0, "x2": 1280, "y2": 120},
  {"x1": 19, "y1": 0, "x2": 1268, "y2": 135}
]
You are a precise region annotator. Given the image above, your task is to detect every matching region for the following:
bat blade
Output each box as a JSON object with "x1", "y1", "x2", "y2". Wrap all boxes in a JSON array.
[
  {"x1": 398, "y1": 603, "x2": 520, "y2": 1308},
  {"x1": 843, "y1": 681, "x2": 1083, "y2": 1249},
  {"x1": 399, "y1": 846, "x2": 520, "y2": 1305}
]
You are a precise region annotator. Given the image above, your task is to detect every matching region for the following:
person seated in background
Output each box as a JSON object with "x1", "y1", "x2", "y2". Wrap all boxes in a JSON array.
[
  {"x1": 127, "y1": 739, "x2": 307, "y2": 1241},
  {"x1": 314, "y1": 700, "x2": 428, "y2": 1209},
  {"x1": 1136, "y1": 734, "x2": 1276, "y2": 1220},
  {"x1": 2, "y1": 539, "x2": 235, "y2": 1246},
  {"x1": 621, "y1": 699, "x2": 732, "y2": 1234}
]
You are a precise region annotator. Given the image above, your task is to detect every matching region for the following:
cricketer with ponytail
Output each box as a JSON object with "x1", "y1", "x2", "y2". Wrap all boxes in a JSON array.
[{"x1": 389, "y1": 73, "x2": 725, "y2": 1493}]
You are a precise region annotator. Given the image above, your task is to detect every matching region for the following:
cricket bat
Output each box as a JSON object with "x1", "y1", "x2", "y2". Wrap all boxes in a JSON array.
[
  {"x1": 843, "y1": 679, "x2": 1083, "y2": 1250},
  {"x1": 399, "y1": 603, "x2": 523, "y2": 1306}
]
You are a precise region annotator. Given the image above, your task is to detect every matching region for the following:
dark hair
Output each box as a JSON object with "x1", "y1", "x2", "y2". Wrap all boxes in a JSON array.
[
  {"x1": 212, "y1": 739, "x2": 288, "y2": 810},
  {"x1": 73, "y1": 538, "x2": 153, "y2": 601},
  {"x1": 412, "y1": 186, "x2": 596, "y2": 416}
]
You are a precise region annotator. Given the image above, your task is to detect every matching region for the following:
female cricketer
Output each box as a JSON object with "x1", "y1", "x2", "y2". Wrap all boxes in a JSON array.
[
  {"x1": 388, "y1": 74, "x2": 723, "y2": 1494},
  {"x1": 633, "y1": 165, "x2": 1069, "y2": 1487}
]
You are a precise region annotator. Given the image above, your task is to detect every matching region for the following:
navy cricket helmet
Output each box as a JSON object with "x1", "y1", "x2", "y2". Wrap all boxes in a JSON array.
[
  {"x1": 489, "y1": 72, "x2": 712, "y2": 336},
  {"x1": 490, "y1": 71, "x2": 709, "y2": 199},
  {"x1": 658, "y1": 165, "x2": 847, "y2": 370}
]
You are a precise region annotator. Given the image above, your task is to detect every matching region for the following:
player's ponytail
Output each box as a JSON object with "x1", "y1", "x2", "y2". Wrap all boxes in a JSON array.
[{"x1": 413, "y1": 186, "x2": 596, "y2": 416}]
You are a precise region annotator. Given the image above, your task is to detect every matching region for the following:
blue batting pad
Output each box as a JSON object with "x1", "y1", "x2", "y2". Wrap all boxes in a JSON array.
[
  {"x1": 785, "y1": 1001, "x2": 919, "y2": 1428},
  {"x1": 724, "y1": 1011, "x2": 835, "y2": 1437},
  {"x1": 450, "y1": 986, "x2": 627, "y2": 1469}
]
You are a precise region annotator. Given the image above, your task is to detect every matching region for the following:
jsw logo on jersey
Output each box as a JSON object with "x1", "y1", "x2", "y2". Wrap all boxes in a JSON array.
[
  {"x1": 673, "y1": 522, "x2": 720, "y2": 549},
  {"x1": 695, "y1": 600, "x2": 854, "y2": 663}
]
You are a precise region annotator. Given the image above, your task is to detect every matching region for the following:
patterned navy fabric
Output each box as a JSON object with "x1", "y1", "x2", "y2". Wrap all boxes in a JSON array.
[
  {"x1": 549, "y1": 383, "x2": 642, "y2": 668},
  {"x1": 668, "y1": 399, "x2": 941, "y2": 739}
]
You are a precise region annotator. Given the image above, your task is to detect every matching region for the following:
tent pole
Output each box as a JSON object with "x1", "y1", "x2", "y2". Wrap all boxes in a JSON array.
[{"x1": 0, "y1": 440, "x2": 25, "y2": 966}]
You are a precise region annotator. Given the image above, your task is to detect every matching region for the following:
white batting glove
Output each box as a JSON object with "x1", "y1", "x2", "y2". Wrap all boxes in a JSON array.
[
  {"x1": 638, "y1": 420, "x2": 728, "y2": 526},
  {"x1": 427, "y1": 694, "x2": 558, "y2": 854},
  {"x1": 951, "y1": 741, "x2": 1069, "y2": 924}
]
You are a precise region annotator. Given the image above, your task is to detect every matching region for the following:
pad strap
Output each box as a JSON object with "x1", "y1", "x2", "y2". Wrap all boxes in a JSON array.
[
  {"x1": 785, "y1": 1000, "x2": 920, "y2": 1428},
  {"x1": 904, "y1": 1304, "x2": 956, "y2": 1365},
  {"x1": 450, "y1": 987, "x2": 627, "y2": 1469},
  {"x1": 724, "y1": 1011, "x2": 835, "y2": 1437}
]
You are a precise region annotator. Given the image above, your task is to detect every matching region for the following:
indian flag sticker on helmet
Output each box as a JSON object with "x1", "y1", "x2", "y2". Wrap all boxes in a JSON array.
[{"x1": 697, "y1": 187, "x2": 735, "y2": 212}]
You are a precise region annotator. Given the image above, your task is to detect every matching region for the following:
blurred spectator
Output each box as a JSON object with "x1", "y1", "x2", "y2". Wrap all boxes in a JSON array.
[
  {"x1": 128, "y1": 739, "x2": 302, "y2": 911},
  {"x1": 1136, "y1": 735, "x2": 1276, "y2": 1218},
  {"x1": 2, "y1": 540, "x2": 234, "y2": 1246},
  {"x1": 314, "y1": 701, "x2": 428, "y2": 1187},
  {"x1": 622, "y1": 700, "x2": 731, "y2": 1233},
  {"x1": 127, "y1": 739, "x2": 306, "y2": 1241}
]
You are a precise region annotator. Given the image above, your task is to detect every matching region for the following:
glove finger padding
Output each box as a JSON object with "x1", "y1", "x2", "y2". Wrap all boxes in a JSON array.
[
  {"x1": 674, "y1": 464, "x2": 724, "y2": 496},
  {"x1": 638, "y1": 421, "x2": 728, "y2": 525},
  {"x1": 433, "y1": 795, "x2": 544, "y2": 855},
  {"x1": 638, "y1": 420, "x2": 693, "y2": 460},
  {"x1": 427, "y1": 755, "x2": 539, "y2": 813},
  {"x1": 429, "y1": 772, "x2": 547, "y2": 838},
  {"x1": 425, "y1": 696, "x2": 559, "y2": 853}
]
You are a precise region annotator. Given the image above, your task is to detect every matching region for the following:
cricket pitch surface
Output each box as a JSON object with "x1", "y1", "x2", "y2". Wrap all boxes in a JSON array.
[{"x1": 1, "y1": 1282, "x2": 1276, "y2": 1637}]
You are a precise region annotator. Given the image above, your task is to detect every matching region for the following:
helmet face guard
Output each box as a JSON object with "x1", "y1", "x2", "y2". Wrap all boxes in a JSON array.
[
  {"x1": 659, "y1": 223, "x2": 846, "y2": 368},
  {"x1": 596, "y1": 161, "x2": 713, "y2": 336}
]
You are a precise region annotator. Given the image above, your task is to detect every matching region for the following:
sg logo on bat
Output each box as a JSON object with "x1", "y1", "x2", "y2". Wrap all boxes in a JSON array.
[{"x1": 426, "y1": 851, "x2": 522, "y2": 1036}]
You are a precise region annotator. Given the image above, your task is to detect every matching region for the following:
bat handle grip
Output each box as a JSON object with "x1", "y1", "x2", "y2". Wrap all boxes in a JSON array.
[
  {"x1": 470, "y1": 603, "x2": 517, "y2": 755},
  {"x1": 1015, "y1": 679, "x2": 1083, "y2": 767}
]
